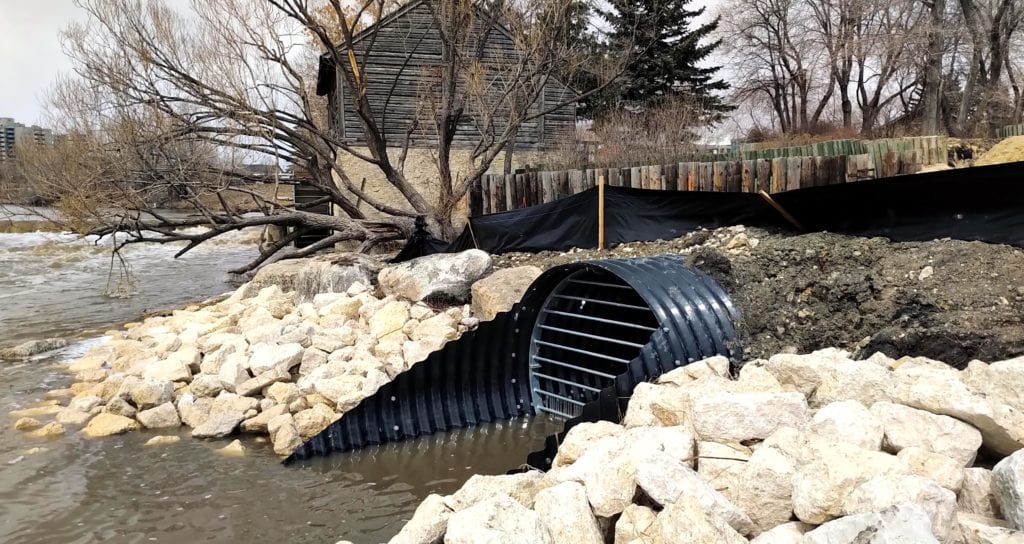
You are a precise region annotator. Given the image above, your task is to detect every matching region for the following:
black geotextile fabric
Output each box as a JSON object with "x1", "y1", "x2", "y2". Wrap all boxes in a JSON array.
[{"x1": 433, "y1": 161, "x2": 1024, "y2": 255}]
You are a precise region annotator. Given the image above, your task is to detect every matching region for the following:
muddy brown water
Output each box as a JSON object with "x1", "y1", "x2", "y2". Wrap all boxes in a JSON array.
[{"x1": 0, "y1": 217, "x2": 563, "y2": 543}]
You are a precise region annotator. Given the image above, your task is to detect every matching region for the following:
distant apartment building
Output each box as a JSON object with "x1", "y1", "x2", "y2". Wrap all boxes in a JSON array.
[{"x1": 0, "y1": 117, "x2": 55, "y2": 162}]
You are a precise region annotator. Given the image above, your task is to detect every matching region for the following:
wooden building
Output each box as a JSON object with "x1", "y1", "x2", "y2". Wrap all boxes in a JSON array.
[{"x1": 315, "y1": 0, "x2": 578, "y2": 152}]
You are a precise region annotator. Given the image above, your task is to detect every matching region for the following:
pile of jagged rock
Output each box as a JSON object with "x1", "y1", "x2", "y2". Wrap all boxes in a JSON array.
[
  {"x1": 10, "y1": 249, "x2": 543, "y2": 456},
  {"x1": 383, "y1": 349, "x2": 1024, "y2": 544}
]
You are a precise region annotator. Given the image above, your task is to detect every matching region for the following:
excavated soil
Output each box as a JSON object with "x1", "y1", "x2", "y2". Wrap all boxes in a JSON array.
[
  {"x1": 496, "y1": 227, "x2": 1024, "y2": 367},
  {"x1": 976, "y1": 136, "x2": 1024, "y2": 166}
]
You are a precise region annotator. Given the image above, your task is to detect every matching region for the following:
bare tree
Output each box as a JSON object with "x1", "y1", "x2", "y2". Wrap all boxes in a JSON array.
[{"x1": 43, "y1": 0, "x2": 623, "y2": 273}]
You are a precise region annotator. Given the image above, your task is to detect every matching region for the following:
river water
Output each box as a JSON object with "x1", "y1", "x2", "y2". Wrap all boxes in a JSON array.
[{"x1": 0, "y1": 210, "x2": 559, "y2": 543}]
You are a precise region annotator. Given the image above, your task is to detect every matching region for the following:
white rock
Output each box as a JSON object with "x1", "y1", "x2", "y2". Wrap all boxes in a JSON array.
[
  {"x1": 293, "y1": 404, "x2": 338, "y2": 439},
  {"x1": 217, "y1": 354, "x2": 251, "y2": 393},
  {"x1": 268, "y1": 413, "x2": 303, "y2": 456},
  {"x1": 444, "y1": 494, "x2": 552, "y2": 544},
  {"x1": 724, "y1": 442, "x2": 797, "y2": 534},
  {"x1": 749, "y1": 522, "x2": 814, "y2": 543},
  {"x1": 447, "y1": 471, "x2": 545, "y2": 511},
  {"x1": 136, "y1": 402, "x2": 181, "y2": 429},
  {"x1": 655, "y1": 497, "x2": 748, "y2": 544},
  {"x1": 190, "y1": 393, "x2": 252, "y2": 438},
  {"x1": 55, "y1": 408, "x2": 93, "y2": 427},
  {"x1": 82, "y1": 413, "x2": 140, "y2": 437},
  {"x1": 960, "y1": 468, "x2": 1003, "y2": 518},
  {"x1": 994, "y1": 450, "x2": 1024, "y2": 530},
  {"x1": 240, "y1": 404, "x2": 289, "y2": 434},
  {"x1": 957, "y1": 512, "x2": 1022, "y2": 544},
  {"x1": 142, "y1": 358, "x2": 192, "y2": 383},
  {"x1": 871, "y1": 401, "x2": 983, "y2": 466},
  {"x1": 621, "y1": 382, "x2": 690, "y2": 428},
  {"x1": 808, "y1": 400, "x2": 884, "y2": 450},
  {"x1": 897, "y1": 447, "x2": 965, "y2": 492},
  {"x1": 614, "y1": 504, "x2": 658, "y2": 544},
  {"x1": 533, "y1": 482, "x2": 603, "y2": 544},
  {"x1": 811, "y1": 360, "x2": 894, "y2": 407},
  {"x1": 126, "y1": 378, "x2": 175, "y2": 410},
  {"x1": 190, "y1": 374, "x2": 224, "y2": 398},
  {"x1": 690, "y1": 391, "x2": 808, "y2": 442},
  {"x1": 762, "y1": 348, "x2": 851, "y2": 395},
  {"x1": 248, "y1": 343, "x2": 304, "y2": 374},
  {"x1": 265, "y1": 382, "x2": 301, "y2": 406},
  {"x1": 368, "y1": 301, "x2": 410, "y2": 340},
  {"x1": 144, "y1": 435, "x2": 180, "y2": 447},
  {"x1": 235, "y1": 367, "x2": 290, "y2": 398},
  {"x1": 804, "y1": 503, "x2": 939, "y2": 544},
  {"x1": 635, "y1": 450, "x2": 755, "y2": 535},
  {"x1": 410, "y1": 313, "x2": 458, "y2": 345},
  {"x1": 314, "y1": 375, "x2": 367, "y2": 413},
  {"x1": 469, "y1": 266, "x2": 542, "y2": 321},
  {"x1": 893, "y1": 366, "x2": 1024, "y2": 455},
  {"x1": 387, "y1": 494, "x2": 452, "y2": 544},
  {"x1": 311, "y1": 327, "x2": 357, "y2": 353},
  {"x1": 218, "y1": 439, "x2": 246, "y2": 457},
  {"x1": 68, "y1": 395, "x2": 103, "y2": 413},
  {"x1": 697, "y1": 440, "x2": 751, "y2": 490},
  {"x1": 298, "y1": 348, "x2": 329, "y2": 377},
  {"x1": 551, "y1": 421, "x2": 625, "y2": 468},
  {"x1": 791, "y1": 442, "x2": 903, "y2": 524},
  {"x1": 842, "y1": 474, "x2": 957, "y2": 540}
]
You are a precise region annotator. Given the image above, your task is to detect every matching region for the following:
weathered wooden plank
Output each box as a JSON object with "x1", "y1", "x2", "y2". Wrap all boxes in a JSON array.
[
  {"x1": 770, "y1": 158, "x2": 785, "y2": 193},
  {"x1": 630, "y1": 167, "x2": 642, "y2": 189},
  {"x1": 677, "y1": 163, "x2": 689, "y2": 191},
  {"x1": 800, "y1": 157, "x2": 815, "y2": 189},
  {"x1": 786, "y1": 158, "x2": 802, "y2": 191},
  {"x1": 755, "y1": 159, "x2": 770, "y2": 192},
  {"x1": 701, "y1": 162, "x2": 714, "y2": 191},
  {"x1": 741, "y1": 160, "x2": 754, "y2": 192},
  {"x1": 496, "y1": 174, "x2": 508, "y2": 212}
]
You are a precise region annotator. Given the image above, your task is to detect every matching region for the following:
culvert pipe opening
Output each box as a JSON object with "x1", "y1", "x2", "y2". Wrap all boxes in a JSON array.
[{"x1": 285, "y1": 256, "x2": 742, "y2": 464}]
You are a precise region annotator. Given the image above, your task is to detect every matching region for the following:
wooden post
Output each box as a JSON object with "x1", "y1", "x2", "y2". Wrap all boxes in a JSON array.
[{"x1": 598, "y1": 175, "x2": 606, "y2": 250}]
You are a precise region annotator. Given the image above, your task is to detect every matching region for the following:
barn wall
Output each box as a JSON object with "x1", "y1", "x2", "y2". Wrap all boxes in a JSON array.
[{"x1": 332, "y1": 0, "x2": 576, "y2": 151}]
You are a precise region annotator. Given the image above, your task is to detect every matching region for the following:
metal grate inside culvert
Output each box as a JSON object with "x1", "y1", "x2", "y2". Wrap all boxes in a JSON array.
[{"x1": 528, "y1": 268, "x2": 659, "y2": 419}]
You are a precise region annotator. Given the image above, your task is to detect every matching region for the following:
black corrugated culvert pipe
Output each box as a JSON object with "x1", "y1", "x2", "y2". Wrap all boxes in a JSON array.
[{"x1": 285, "y1": 255, "x2": 742, "y2": 466}]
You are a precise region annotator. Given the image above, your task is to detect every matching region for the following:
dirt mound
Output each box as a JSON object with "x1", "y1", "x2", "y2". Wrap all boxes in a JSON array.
[
  {"x1": 976, "y1": 136, "x2": 1024, "y2": 166},
  {"x1": 498, "y1": 227, "x2": 1024, "y2": 366}
]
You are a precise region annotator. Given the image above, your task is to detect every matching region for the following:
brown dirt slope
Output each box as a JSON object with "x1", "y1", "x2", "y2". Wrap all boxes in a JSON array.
[
  {"x1": 497, "y1": 227, "x2": 1024, "y2": 366},
  {"x1": 976, "y1": 136, "x2": 1024, "y2": 166}
]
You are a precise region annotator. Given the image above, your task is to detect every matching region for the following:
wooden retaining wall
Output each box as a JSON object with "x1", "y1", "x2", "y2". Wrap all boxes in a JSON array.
[{"x1": 474, "y1": 150, "x2": 922, "y2": 216}]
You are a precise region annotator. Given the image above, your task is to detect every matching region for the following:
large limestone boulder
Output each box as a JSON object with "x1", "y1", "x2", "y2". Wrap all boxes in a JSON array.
[
  {"x1": 470, "y1": 266, "x2": 543, "y2": 321},
  {"x1": 190, "y1": 393, "x2": 254, "y2": 438},
  {"x1": 621, "y1": 381, "x2": 691, "y2": 428},
  {"x1": 749, "y1": 522, "x2": 814, "y2": 543},
  {"x1": 369, "y1": 301, "x2": 410, "y2": 340},
  {"x1": 690, "y1": 391, "x2": 808, "y2": 442},
  {"x1": 841, "y1": 475, "x2": 958, "y2": 540},
  {"x1": 293, "y1": 404, "x2": 338, "y2": 439},
  {"x1": 387, "y1": 494, "x2": 453, "y2": 544},
  {"x1": 963, "y1": 357, "x2": 1024, "y2": 414},
  {"x1": 444, "y1": 494, "x2": 553, "y2": 544},
  {"x1": 803, "y1": 503, "x2": 939, "y2": 544},
  {"x1": 723, "y1": 442, "x2": 797, "y2": 534},
  {"x1": 55, "y1": 408, "x2": 94, "y2": 427},
  {"x1": 82, "y1": 413, "x2": 141, "y2": 437},
  {"x1": 217, "y1": 354, "x2": 251, "y2": 393},
  {"x1": 552, "y1": 426, "x2": 695, "y2": 517},
  {"x1": 235, "y1": 367, "x2": 291, "y2": 398},
  {"x1": 892, "y1": 366, "x2": 1024, "y2": 455},
  {"x1": 870, "y1": 401, "x2": 983, "y2": 466},
  {"x1": 808, "y1": 400, "x2": 884, "y2": 450},
  {"x1": 0, "y1": 338, "x2": 68, "y2": 360},
  {"x1": 240, "y1": 404, "x2": 289, "y2": 434},
  {"x1": 268, "y1": 413, "x2": 303, "y2": 456},
  {"x1": 897, "y1": 447, "x2": 965, "y2": 492},
  {"x1": 760, "y1": 348, "x2": 852, "y2": 395},
  {"x1": 957, "y1": 513, "x2": 1023, "y2": 544},
  {"x1": 791, "y1": 441, "x2": 903, "y2": 524},
  {"x1": 552, "y1": 421, "x2": 625, "y2": 468},
  {"x1": 142, "y1": 358, "x2": 192, "y2": 383},
  {"x1": 447, "y1": 472, "x2": 545, "y2": 511},
  {"x1": 811, "y1": 360, "x2": 894, "y2": 407},
  {"x1": 656, "y1": 497, "x2": 748, "y2": 544},
  {"x1": 124, "y1": 378, "x2": 175, "y2": 410},
  {"x1": 248, "y1": 343, "x2": 304, "y2": 375},
  {"x1": 136, "y1": 402, "x2": 181, "y2": 429},
  {"x1": 378, "y1": 249, "x2": 493, "y2": 304},
  {"x1": 697, "y1": 441, "x2": 751, "y2": 489},
  {"x1": 190, "y1": 374, "x2": 224, "y2": 398},
  {"x1": 960, "y1": 468, "x2": 1003, "y2": 519},
  {"x1": 292, "y1": 253, "x2": 380, "y2": 302},
  {"x1": 533, "y1": 482, "x2": 603, "y2": 544},
  {"x1": 634, "y1": 450, "x2": 755, "y2": 535},
  {"x1": 615, "y1": 504, "x2": 658, "y2": 543},
  {"x1": 994, "y1": 449, "x2": 1024, "y2": 530}
]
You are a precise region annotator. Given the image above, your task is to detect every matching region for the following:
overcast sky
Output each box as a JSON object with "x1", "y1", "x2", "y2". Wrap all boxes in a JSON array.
[{"x1": 0, "y1": 0, "x2": 87, "y2": 125}]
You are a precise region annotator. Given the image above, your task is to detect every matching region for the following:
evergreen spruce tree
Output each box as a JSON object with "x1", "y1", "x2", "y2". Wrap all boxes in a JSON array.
[{"x1": 594, "y1": 0, "x2": 731, "y2": 117}]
